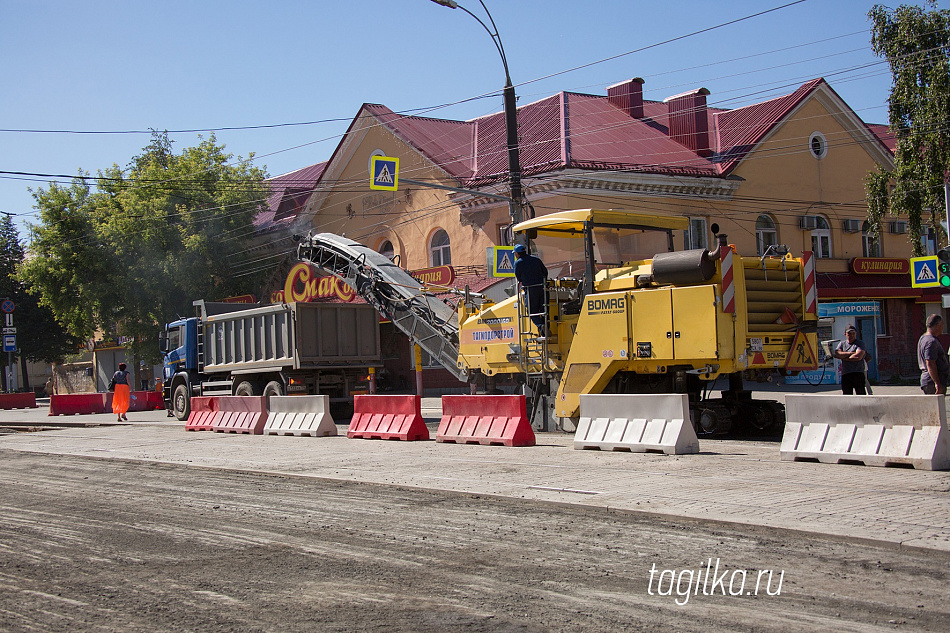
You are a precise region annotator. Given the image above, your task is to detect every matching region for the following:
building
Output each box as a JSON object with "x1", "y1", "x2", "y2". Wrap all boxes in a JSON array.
[{"x1": 252, "y1": 75, "x2": 939, "y2": 388}]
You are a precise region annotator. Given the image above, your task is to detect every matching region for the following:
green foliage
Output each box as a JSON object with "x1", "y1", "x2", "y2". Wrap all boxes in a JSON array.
[
  {"x1": 0, "y1": 214, "x2": 82, "y2": 363},
  {"x1": 867, "y1": 2, "x2": 950, "y2": 256},
  {"x1": 19, "y1": 132, "x2": 270, "y2": 362}
]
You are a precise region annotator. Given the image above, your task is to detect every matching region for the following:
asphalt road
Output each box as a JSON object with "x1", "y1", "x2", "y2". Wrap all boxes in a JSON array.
[{"x1": 1, "y1": 450, "x2": 948, "y2": 633}]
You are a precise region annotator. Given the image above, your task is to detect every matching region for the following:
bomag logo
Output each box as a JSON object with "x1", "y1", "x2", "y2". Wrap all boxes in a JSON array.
[{"x1": 587, "y1": 297, "x2": 625, "y2": 315}]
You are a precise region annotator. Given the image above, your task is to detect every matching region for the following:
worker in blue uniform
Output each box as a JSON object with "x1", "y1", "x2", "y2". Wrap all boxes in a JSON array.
[{"x1": 513, "y1": 243, "x2": 549, "y2": 336}]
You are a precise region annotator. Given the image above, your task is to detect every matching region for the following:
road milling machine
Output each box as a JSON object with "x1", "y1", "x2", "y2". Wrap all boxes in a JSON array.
[{"x1": 296, "y1": 209, "x2": 819, "y2": 434}]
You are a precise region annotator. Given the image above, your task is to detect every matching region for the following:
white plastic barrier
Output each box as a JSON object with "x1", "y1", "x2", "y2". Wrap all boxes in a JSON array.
[
  {"x1": 575, "y1": 394, "x2": 699, "y2": 455},
  {"x1": 263, "y1": 395, "x2": 337, "y2": 437},
  {"x1": 781, "y1": 394, "x2": 950, "y2": 470}
]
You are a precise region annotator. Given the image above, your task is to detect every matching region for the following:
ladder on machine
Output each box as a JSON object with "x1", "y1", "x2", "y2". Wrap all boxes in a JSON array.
[{"x1": 517, "y1": 282, "x2": 556, "y2": 429}]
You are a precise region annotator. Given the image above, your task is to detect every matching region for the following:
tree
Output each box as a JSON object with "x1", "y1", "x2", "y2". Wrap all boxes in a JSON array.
[
  {"x1": 19, "y1": 132, "x2": 270, "y2": 363},
  {"x1": 0, "y1": 214, "x2": 82, "y2": 389},
  {"x1": 866, "y1": 2, "x2": 950, "y2": 255}
]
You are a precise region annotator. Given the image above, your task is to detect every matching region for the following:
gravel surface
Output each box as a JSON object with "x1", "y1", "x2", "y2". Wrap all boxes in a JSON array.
[{"x1": 1, "y1": 450, "x2": 948, "y2": 632}]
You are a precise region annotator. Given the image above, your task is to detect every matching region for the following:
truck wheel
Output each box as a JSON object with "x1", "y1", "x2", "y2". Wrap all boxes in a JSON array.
[
  {"x1": 173, "y1": 383, "x2": 191, "y2": 421},
  {"x1": 262, "y1": 381, "x2": 283, "y2": 400},
  {"x1": 234, "y1": 380, "x2": 258, "y2": 397}
]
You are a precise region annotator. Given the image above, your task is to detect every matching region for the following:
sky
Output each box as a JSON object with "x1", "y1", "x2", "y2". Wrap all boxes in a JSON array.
[{"x1": 0, "y1": 0, "x2": 924, "y2": 240}]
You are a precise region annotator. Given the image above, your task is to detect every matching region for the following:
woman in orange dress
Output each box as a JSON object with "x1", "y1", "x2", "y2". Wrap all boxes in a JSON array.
[{"x1": 111, "y1": 363, "x2": 131, "y2": 422}]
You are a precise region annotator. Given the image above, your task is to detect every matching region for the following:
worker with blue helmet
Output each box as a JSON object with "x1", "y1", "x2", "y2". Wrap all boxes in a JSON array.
[{"x1": 513, "y1": 243, "x2": 548, "y2": 335}]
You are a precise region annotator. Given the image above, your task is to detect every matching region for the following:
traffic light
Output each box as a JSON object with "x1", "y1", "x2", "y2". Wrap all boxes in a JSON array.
[{"x1": 938, "y1": 248, "x2": 950, "y2": 287}]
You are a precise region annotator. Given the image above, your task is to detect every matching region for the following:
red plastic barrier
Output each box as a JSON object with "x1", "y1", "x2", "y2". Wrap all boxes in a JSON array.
[
  {"x1": 212, "y1": 396, "x2": 268, "y2": 435},
  {"x1": 146, "y1": 391, "x2": 165, "y2": 410},
  {"x1": 49, "y1": 393, "x2": 108, "y2": 416},
  {"x1": 0, "y1": 392, "x2": 37, "y2": 410},
  {"x1": 104, "y1": 391, "x2": 161, "y2": 413},
  {"x1": 347, "y1": 395, "x2": 429, "y2": 441},
  {"x1": 437, "y1": 395, "x2": 536, "y2": 447},
  {"x1": 185, "y1": 397, "x2": 218, "y2": 431}
]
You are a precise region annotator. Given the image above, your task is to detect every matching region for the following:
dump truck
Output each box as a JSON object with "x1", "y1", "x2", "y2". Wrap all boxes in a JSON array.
[
  {"x1": 296, "y1": 209, "x2": 818, "y2": 434},
  {"x1": 160, "y1": 300, "x2": 381, "y2": 420}
]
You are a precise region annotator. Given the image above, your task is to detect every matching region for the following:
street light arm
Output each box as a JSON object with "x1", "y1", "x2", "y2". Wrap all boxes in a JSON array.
[{"x1": 430, "y1": 0, "x2": 511, "y2": 84}]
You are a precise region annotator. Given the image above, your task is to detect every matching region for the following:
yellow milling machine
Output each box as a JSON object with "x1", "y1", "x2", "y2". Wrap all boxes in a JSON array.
[{"x1": 455, "y1": 209, "x2": 819, "y2": 434}]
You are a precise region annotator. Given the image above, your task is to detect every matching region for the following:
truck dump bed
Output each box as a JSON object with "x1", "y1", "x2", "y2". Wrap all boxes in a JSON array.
[{"x1": 198, "y1": 301, "x2": 380, "y2": 373}]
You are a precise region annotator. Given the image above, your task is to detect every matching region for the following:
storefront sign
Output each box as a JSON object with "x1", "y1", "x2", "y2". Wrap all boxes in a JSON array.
[
  {"x1": 817, "y1": 301, "x2": 879, "y2": 318},
  {"x1": 849, "y1": 258, "x2": 909, "y2": 275},
  {"x1": 413, "y1": 265, "x2": 455, "y2": 286},
  {"x1": 271, "y1": 262, "x2": 355, "y2": 303},
  {"x1": 221, "y1": 294, "x2": 257, "y2": 304}
]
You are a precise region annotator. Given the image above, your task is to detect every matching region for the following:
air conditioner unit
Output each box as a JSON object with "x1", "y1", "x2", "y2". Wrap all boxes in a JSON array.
[
  {"x1": 889, "y1": 220, "x2": 908, "y2": 234},
  {"x1": 842, "y1": 219, "x2": 861, "y2": 233},
  {"x1": 799, "y1": 215, "x2": 818, "y2": 230}
]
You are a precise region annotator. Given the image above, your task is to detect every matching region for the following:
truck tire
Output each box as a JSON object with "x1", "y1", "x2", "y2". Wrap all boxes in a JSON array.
[
  {"x1": 262, "y1": 381, "x2": 283, "y2": 400},
  {"x1": 234, "y1": 380, "x2": 258, "y2": 397},
  {"x1": 173, "y1": 383, "x2": 191, "y2": 422}
]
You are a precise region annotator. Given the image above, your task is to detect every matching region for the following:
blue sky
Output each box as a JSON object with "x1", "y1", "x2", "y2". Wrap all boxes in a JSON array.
[{"x1": 0, "y1": 1, "x2": 920, "y2": 238}]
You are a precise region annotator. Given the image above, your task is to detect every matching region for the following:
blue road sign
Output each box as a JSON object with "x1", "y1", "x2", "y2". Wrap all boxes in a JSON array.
[
  {"x1": 911, "y1": 256, "x2": 940, "y2": 288},
  {"x1": 2, "y1": 334, "x2": 15, "y2": 352},
  {"x1": 492, "y1": 246, "x2": 516, "y2": 277},
  {"x1": 370, "y1": 156, "x2": 399, "y2": 191}
]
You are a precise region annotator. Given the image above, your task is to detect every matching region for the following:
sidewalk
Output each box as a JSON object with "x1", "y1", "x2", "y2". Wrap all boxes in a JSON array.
[{"x1": 1, "y1": 390, "x2": 948, "y2": 554}]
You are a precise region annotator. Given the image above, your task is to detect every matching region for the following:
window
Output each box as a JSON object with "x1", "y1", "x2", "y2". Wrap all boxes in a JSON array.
[
  {"x1": 862, "y1": 221, "x2": 881, "y2": 258},
  {"x1": 167, "y1": 327, "x2": 182, "y2": 351},
  {"x1": 429, "y1": 229, "x2": 451, "y2": 266},
  {"x1": 921, "y1": 227, "x2": 937, "y2": 256},
  {"x1": 755, "y1": 215, "x2": 778, "y2": 256},
  {"x1": 378, "y1": 239, "x2": 395, "y2": 260},
  {"x1": 809, "y1": 131, "x2": 828, "y2": 159},
  {"x1": 810, "y1": 215, "x2": 832, "y2": 258},
  {"x1": 684, "y1": 217, "x2": 707, "y2": 250},
  {"x1": 876, "y1": 300, "x2": 888, "y2": 336}
]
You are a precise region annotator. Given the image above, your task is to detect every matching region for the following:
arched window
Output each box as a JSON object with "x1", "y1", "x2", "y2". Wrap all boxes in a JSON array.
[
  {"x1": 378, "y1": 239, "x2": 395, "y2": 260},
  {"x1": 811, "y1": 215, "x2": 832, "y2": 258},
  {"x1": 755, "y1": 215, "x2": 778, "y2": 256},
  {"x1": 862, "y1": 221, "x2": 881, "y2": 258},
  {"x1": 429, "y1": 229, "x2": 451, "y2": 266}
]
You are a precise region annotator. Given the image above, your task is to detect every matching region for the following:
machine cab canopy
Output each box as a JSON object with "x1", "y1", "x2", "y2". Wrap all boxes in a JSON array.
[{"x1": 512, "y1": 209, "x2": 689, "y2": 238}]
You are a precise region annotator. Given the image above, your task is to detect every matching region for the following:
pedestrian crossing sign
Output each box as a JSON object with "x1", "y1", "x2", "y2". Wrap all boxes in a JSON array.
[
  {"x1": 910, "y1": 256, "x2": 940, "y2": 288},
  {"x1": 370, "y1": 156, "x2": 399, "y2": 191},
  {"x1": 491, "y1": 246, "x2": 516, "y2": 277}
]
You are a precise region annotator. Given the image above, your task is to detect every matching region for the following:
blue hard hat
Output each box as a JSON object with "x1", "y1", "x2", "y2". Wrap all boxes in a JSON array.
[{"x1": 513, "y1": 244, "x2": 527, "y2": 253}]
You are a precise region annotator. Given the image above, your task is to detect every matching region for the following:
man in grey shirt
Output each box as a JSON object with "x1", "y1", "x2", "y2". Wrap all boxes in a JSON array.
[
  {"x1": 918, "y1": 313, "x2": 949, "y2": 395},
  {"x1": 834, "y1": 325, "x2": 867, "y2": 395}
]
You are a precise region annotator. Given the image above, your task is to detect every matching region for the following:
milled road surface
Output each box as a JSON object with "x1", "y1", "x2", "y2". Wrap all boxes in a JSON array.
[{"x1": 1, "y1": 450, "x2": 947, "y2": 632}]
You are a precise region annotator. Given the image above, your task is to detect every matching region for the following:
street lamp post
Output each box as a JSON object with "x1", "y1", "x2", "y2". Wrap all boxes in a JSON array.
[{"x1": 431, "y1": 0, "x2": 524, "y2": 228}]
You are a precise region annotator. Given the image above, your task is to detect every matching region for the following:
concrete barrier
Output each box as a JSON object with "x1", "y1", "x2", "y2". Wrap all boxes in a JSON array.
[
  {"x1": 49, "y1": 393, "x2": 107, "y2": 416},
  {"x1": 185, "y1": 397, "x2": 218, "y2": 431},
  {"x1": 437, "y1": 395, "x2": 535, "y2": 447},
  {"x1": 782, "y1": 394, "x2": 950, "y2": 470},
  {"x1": 212, "y1": 396, "x2": 268, "y2": 435},
  {"x1": 264, "y1": 395, "x2": 337, "y2": 437},
  {"x1": 0, "y1": 392, "x2": 37, "y2": 410},
  {"x1": 348, "y1": 395, "x2": 429, "y2": 441},
  {"x1": 574, "y1": 394, "x2": 700, "y2": 455}
]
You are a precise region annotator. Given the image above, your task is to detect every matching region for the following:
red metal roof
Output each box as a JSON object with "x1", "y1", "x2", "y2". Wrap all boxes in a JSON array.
[
  {"x1": 262, "y1": 77, "x2": 895, "y2": 227},
  {"x1": 866, "y1": 123, "x2": 896, "y2": 152},
  {"x1": 256, "y1": 162, "x2": 326, "y2": 231},
  {"x1": 714, "y1": 79, "x2": 824, "y2": 173}
]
